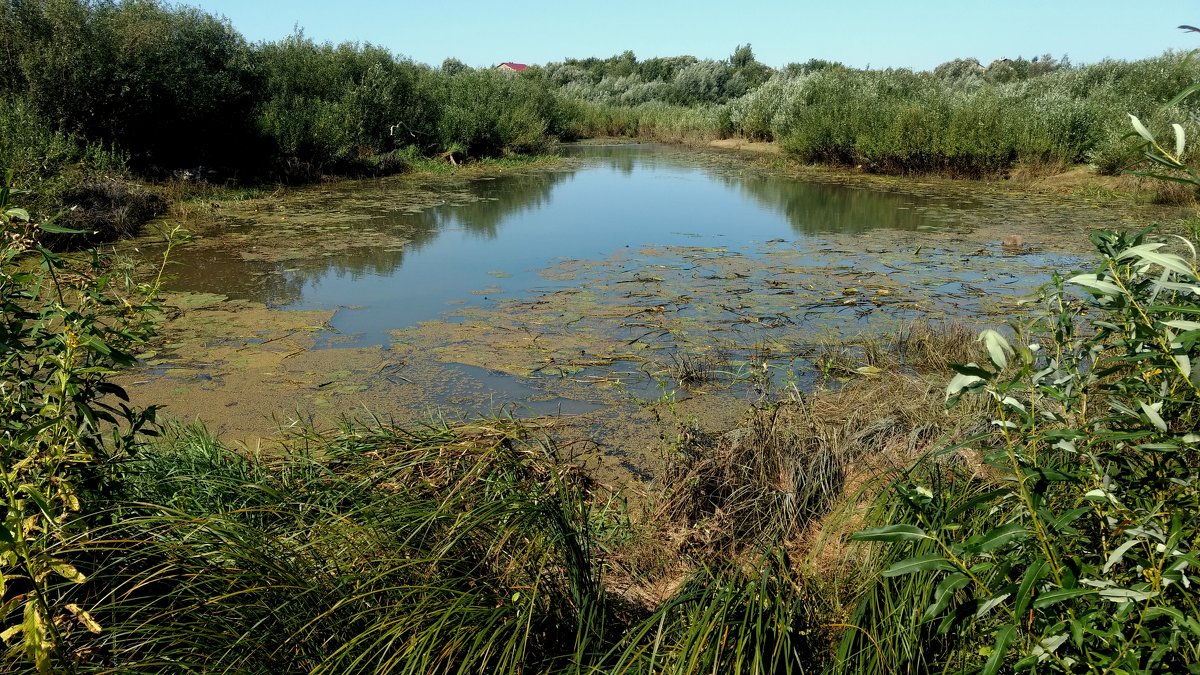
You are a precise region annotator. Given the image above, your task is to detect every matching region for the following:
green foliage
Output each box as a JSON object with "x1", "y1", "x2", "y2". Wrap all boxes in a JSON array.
[
  {"x1": 757, "y1": 57, "x2": 1200, "y2": 175},
  {"x1": 2, "y1": 1, "x2": 580, "y2": 191},
  {"x1": 4, "y1": 0, "x2": 261, "y2": 169},
  {"x1": 433, "y1": 69, "x2": 564, "y2": 157},
  {"x1": 38, "y1": 419, "x2": 837, "y2": 674},
  {"x1": 606, "y1": 552, "x2": 829, "y2": 674},
  {"x1": 846, "y1": 225, "x2": 1200, "y2": 671},
  {"x1": 63, "y1": 421, "x2": 608, "y2": 673},
  {"x1": 254, "y1": 32, "x2": 442, "y2": 174},
  {"x1": 0, "y1": 170, "x2": 171, "y2": 671}
]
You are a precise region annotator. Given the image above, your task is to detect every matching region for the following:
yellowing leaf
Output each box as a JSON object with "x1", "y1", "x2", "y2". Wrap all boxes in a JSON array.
[
  {"x1": 50, "y1": 560, "x2": 85, "y2": 584},
  {"x1": 65, "y1": 604, "x2": 101, "y2": 634}
]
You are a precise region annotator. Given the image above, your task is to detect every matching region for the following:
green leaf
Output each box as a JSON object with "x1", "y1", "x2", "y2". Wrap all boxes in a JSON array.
[
  {"x1": 1067, "y1": 274, "x2": 1122, "y2": 296},
  {"x1": 1049, "y1": 508, "x2": 1090, "y2": 532},
  {"x1": 36, "y1": 221, "x2": 86, "y2": 235},
  {"x1": 1139, "y1": 401, "x2": 1169, "y2": 432},
  {"x1": 975, "y1": 592, "x2": 1011, "y2": 620},
  {"x1": 1102, "y1": 539, "x2": 1140, "y2": 574},
  {"x1": 1145, "y1": 606, "x2": 1186, "y2": 623},
  {"x1": 1166, "y1": 83, "x2": 1200, "y2": 108},
  {"x1": 923, "y1": 572, "x2": 971, "y2": 622},
  {"x1": 978, "y1": 329, "x2": 1013, "y2": 370},
  {"x1": 1098, "y1": 587, "x2": 1158, "y2": 603},
  {"x1": 882, "y1": 555, "x2": 957, "y2": 577},
  {"x1": 1014, "y1": 561, "x2": 1048, "y2": 618},
  {"x1": 946, "y1": 372, "x2": 985, "y2": 399},
  {"x1": 850, "y1": 524, "x2": 927, "y2": 543},
  {"x1": 1033, "y1": 587, "x2": 1097, "y2": 608},
  {"x1": 977, "y1": 523, "x2": 1029, "y2": 553},
  {"x1": 1129, "y1": 248, "x2": 1194, "y2": 277},
  {"x1": 981, "y1": 624, "x2": 1016, "y2": 675},
  {"x1": 1130, "y1": 114, "x2": 1155, "y2": 142},
  {"x1": 949, "y1": 363, "x2": 994, "y2": 379}
]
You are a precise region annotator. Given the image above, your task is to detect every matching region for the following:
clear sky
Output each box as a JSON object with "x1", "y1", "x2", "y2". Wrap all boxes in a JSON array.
[{"x1": 182, "y1": 1, "x2": 1198, "y2": 70}]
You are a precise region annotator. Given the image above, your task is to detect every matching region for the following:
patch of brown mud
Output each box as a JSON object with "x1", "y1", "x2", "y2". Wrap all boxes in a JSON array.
[{"x1": 1010, "y1": 164, "x2": 1193, "y2": 204}]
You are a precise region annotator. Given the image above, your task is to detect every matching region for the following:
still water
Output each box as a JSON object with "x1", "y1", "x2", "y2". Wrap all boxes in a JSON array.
[
  {"x1": 134, "y1": 143, "x2": 1158, "y2": 433},
  {"x1": 162, "y1": 144, "x2": 990, "y2": 349}
]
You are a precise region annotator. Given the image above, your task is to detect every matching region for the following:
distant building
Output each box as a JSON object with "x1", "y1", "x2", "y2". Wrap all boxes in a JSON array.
[{"x1": 496, "y1": 62, "x2": 528, "y2": 73}]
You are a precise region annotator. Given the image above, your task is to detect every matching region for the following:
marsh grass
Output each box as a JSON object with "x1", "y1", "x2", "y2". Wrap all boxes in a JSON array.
[
  {"x1": 813, "y1": 321, "x2": 979, "y2": 380},
  {"x1": 53, "y1": 420, "x2": 613, "y2": 673},
  {"x1": 38, "y1": 414, "x2": 861, "y2": 674},
  {"x1": 663, "y1": 350, "x2": 726, "y2": 388}
]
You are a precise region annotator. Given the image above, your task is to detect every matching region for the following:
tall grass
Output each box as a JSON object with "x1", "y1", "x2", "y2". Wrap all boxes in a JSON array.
[
  {"x1": 59, "y1": 421, "x2": 611, "y2": 673},
  {"x1": 43, "y1": 418, "x2": 843, "y2": 673}
]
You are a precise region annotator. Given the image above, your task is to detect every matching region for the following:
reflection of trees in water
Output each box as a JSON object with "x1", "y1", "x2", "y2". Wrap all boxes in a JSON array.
[
  {"x1": 158, "y1": 170, "x2": 574, "y2": 306},
  {"x1": 721, "y1": 174, "x2": 961, "y2": 236},
  {"x1": 568, "y1": 145, "x2": 967, "y2": 236},
  {"x1": 564, "y1": 145, "x2": 678, "y2": 175},
  {"x1": 151, "y1": 246, "x2": 309, "y2": 307},
  {"x1": 264, "y1": 169, "x2": 574, "y2": 296},
  {"x1": 410, "y1": 171, "x2": 574, "y2": 240},
  {"x1": 167, "y1": 148, "x2": 974, "y2": 306}
]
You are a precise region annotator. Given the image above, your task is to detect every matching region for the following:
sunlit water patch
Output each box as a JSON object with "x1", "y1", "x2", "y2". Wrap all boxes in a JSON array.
[{"x1": 129, "y1": 144, "x2": 1160, "y2": 434}]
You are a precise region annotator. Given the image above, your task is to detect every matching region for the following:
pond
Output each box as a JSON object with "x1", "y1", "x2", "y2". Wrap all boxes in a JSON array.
[{"x1": 122, "y1": 144, "x2": 1159, "y2": 468}]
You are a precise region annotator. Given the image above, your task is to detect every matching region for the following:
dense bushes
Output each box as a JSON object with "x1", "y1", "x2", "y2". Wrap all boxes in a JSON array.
[
  {"x1": 566, "y1": 51, "x2": 1200, "y2": 176},
  {"x1": 723, "y1": 54, "x2": 1199, "y2": 175},
  {"x1": 4, "y1": 0, "x2": 1198, "y2": 229},
  {"x1": 845, "y1": 228, "x2": 1200, "y2": 673},
  {"x1": 0, "y1": 0, "x2": 585, "y2": 227},
  {"x1": 2, "y1": 0, "x2": 261, "y2": 171}
]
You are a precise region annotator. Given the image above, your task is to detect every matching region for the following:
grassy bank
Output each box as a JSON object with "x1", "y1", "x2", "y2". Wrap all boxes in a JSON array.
[{"x1": 34, "y1": 321, "x2": 985, "y2": 673}]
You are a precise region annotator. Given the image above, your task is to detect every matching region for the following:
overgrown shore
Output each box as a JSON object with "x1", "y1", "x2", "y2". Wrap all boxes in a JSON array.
[{"x1": 5, "y1": 1, "x2": 1200, "y2": 246}]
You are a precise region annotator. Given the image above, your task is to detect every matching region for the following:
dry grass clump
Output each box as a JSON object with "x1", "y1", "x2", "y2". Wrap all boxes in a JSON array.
[
  {"x1": 814, "y1": 321, "x2": 979, "y2": 378},
  {"x1": 54, "y1": 178, "x2": 166, "y2": 244},
  {"x1": 608, "y1": 321, "x2": 990, "y2": 604},
  {"x1": 653, "y1": 372, "x2": 979, "y2": 558}
]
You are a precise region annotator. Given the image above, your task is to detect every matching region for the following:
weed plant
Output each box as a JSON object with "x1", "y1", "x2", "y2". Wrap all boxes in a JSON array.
[
  {"x1": 0, "y1": 171, "x2": 175, "y2": 670},
  {"x1": 844, "y1": 105, "x2": 1200, "y2": 672}
]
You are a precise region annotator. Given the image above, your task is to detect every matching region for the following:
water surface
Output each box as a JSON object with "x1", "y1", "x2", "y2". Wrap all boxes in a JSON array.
[
  {"x1": 130, "y1": 144, "x2": 1161, "y2": 438},
  {"x1": 163, "y1": 144, "x2": 989, "y2": 348}
]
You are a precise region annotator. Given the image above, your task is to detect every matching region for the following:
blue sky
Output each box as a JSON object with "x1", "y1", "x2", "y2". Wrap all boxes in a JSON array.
[{"x1": 183, "y1": 1, "x2": 1197, "y2": 70}]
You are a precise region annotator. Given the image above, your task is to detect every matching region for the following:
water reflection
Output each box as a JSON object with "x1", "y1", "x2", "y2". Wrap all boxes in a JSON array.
[
  {"x1": 566, "y1": 144, "x2": 968, "y2": 235},
  {"x1": 150, "y1": 145, "x2": 974, "y2": 343}
]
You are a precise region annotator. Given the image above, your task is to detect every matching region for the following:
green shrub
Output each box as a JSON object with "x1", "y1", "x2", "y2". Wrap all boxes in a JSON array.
[
  {"x1": 0, "y1": 170, "x2": 171, "y2": 671},
  {"x1": 847, "y1": 227, "x2": 1200, "y2": 672},
  {"x1": 4, "y1": 0, "x2": 261, "y2": 170}
]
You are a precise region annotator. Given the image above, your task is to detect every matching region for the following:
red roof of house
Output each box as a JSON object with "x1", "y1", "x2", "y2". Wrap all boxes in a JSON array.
[{"x1": 497, "y1": 62, "x2": 528, "y2": 71}]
